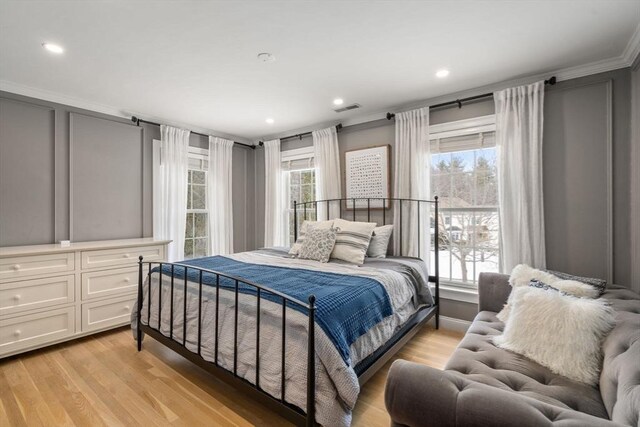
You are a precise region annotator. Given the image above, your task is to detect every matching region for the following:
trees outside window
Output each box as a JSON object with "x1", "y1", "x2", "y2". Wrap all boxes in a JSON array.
[
  {"x1": 430, "y1": 147, "x2": 499, "y2": 286},
  {"x1": 185, "y1": 168, "x2": 209, "y2": 259}
]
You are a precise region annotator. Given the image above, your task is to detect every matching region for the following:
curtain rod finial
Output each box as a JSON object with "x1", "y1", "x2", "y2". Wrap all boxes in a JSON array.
[
  {"x1": 545, "y1": 76, "x2": 557, "y2": 85},
  {"x1": 386, "y1": 112, "x2": 395, "y2": 120}
]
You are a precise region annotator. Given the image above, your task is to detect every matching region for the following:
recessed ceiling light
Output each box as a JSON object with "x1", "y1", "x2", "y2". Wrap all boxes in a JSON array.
[
  {"x1": 42, "y1": 43, "x2": 64, "y2": 54},
  {"x1": 265, "y1": 118, "x2": 274, "y2": 124},
  {"x1": 333, "y1": 98, "x2": 344, "y2": 106},
  {"x1": 436, "y1": 69, "x2": 450, "y2": 78},
  {"x1": 257, "y1": 53, "x2": 276, "y2": 63}
]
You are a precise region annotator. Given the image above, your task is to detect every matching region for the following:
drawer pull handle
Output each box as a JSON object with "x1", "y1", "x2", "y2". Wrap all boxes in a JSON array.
[
  {"x1": 13, "y1": 294, "x2": 21, "y2": 301},
  {"x1": 123, "y1": 254, "x2": 131, "y2": 258},
  {"x1": 124, "y1": 305, "x2": 130, "y2": 311},
  {"x1": 124, "y1": 277, "x2": 131, "y2": 283},
  {"x1": 12, "y1": 264, "x2": 20, "y2": 271},
  {"x1": 14, "y1": 330, "x2": 21, "y2": 337}
]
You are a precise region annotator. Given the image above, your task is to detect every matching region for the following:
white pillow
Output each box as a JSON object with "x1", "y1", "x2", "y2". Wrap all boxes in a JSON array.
[
  {"x1": 330, "y1": 218, "x2": 376, "y2": 265},
  {"x1": 366, "y1": 225, "x2": 394, "y2": 258},
  {"x1": 497, "y1": 264, "x2": 600, "y2": 322},
  {"x1": 493, "y1": 285, "x2": 615, "y2": 385},
  {"x1": 289, "y1": 220, "x2": 333, "y2": 256}
]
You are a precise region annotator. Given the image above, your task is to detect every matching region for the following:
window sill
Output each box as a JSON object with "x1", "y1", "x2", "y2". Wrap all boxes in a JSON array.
[{"x1": 430, "y1": 283, "x2": 479, "y2": 304}]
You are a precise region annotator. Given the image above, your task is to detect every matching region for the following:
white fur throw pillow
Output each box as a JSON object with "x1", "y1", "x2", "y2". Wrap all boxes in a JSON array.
[
  {"x1": 497, "y1": 264, "x2": 600, "y2": 322},
  {"x1": 289, "y1": 220, "x2": 334, "y2": 256},
  {"x1": 330, "y1": 218, "x2": 377, "y2": 265},
  {"x1": 366, "y1": 225, "x2": 394, "y2": 258},
  {"x1": 492, "y1": 285, "x2": 615, "y2": 384}
]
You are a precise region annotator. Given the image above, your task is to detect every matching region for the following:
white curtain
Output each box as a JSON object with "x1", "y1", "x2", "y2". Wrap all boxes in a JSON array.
[
  {"x1": 154, "y1": 125, "x2": 190, "y2": 262},
  {"x1": 312, "y1": 127, "x2": 341, "y2": 220},
  {"x1": 393, "y1": 107, "x2": 430, "y2": 259},
  {"x1": 495, "y1": 81, "x2": 546, "y2": 272},
  {"x1": 264, "y1": 139, "x2": 288, "y2": 247},
  {"x1": 207, "y1": 136, "x2": 234, "y2": 255}
]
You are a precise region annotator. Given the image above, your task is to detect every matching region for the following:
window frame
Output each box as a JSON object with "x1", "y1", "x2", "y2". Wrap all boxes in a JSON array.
[
  {"x1": 281, "y1": 146, "x2": 316, "y2": 245},
  {"x1": 428, "y1": 115, "x2": 500, "y2": 293},
  {"x1": 184, "y1": 146, "x2": 210, "y2": 259}
]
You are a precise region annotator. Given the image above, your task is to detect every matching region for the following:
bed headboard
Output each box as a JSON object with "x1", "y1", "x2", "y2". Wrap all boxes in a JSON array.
[{"x1": 293, "y1": 197, "x2": 440, "y2": 296}]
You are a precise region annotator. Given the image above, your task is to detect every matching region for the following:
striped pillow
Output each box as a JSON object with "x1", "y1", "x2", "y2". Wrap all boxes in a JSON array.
[
  {"x1": 330, "y1": 218, "x2": 377, "y2": 265},
  {"x1": 289, "y1": 220, "x2": 334, "y2": 256},
  {"x1": 545, "y1": 269, "x2": 607, "y2": 296}
]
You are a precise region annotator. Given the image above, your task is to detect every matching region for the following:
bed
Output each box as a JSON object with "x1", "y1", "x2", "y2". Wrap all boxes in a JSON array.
[{"x1": 132, "y1": 197, "x2": 440, "y2": 427}]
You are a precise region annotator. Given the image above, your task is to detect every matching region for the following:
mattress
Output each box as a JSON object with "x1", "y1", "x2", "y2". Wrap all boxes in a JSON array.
[{"x1": 131, "y1": 248, "x2": 433, "y2": 426}]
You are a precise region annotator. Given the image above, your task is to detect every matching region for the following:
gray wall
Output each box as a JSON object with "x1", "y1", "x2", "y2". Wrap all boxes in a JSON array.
[
  {"x1": 0, "y1": 91, "x2": 255, "y2": 250},
  {"x1": 1, "y1": 67, "x2": 632, "y2": 322},
  {"x1": 256, "y1": 68, "x2": 633, "y2": 321},
  {"x1": 631, "y1": 61, "x2": 640, "y2": 294},
  {"x1": 0, "y1": 98, "x2": 56, "y2": 245},
  {"x1": 543, "y1": 72, "x2": 630, "y2": 286}
]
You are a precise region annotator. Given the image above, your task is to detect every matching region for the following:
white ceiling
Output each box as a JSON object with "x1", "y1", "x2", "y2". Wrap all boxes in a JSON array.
[{"x1": 1, "y1": 1, "x2": 639, "y2": 141}]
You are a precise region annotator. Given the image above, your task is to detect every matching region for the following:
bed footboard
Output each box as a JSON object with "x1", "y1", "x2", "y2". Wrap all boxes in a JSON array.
[{"x1": 136, "y1": 256, "x2": 317, "y2": 427}]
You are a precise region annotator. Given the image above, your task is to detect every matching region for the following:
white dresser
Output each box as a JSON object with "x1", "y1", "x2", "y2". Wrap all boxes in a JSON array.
[{"x1": 0, "y1": 238, "x2": 170, "y2": 358}]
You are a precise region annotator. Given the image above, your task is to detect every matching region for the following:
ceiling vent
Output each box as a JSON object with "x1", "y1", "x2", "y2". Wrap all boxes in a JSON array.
[{"x1": 333, "y1": 103, "x2": 361, "y2": 113}]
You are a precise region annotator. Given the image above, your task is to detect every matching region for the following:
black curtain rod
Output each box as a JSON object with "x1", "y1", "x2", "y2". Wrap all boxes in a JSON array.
[
  {"x1": 257, "y1": 123, "x2": 343, "y2": 147},
  {"x1": 131, "y1": 116, "x2": 256, "y2": 149},
  {"x1": 386, "y1": 76, "x2": 557, "y2": 120}
]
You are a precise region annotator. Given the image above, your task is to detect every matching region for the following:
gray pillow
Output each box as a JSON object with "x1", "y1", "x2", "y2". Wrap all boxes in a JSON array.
[
  {"x1": 298, "y1": 226, "x2": 338, "y2": 263},
  {"x1": 366, "y1": 225, "x2": 394, "y2": 258},
  {"x1": 545, "y1": 269, "x2": 607, "y2": 296}
]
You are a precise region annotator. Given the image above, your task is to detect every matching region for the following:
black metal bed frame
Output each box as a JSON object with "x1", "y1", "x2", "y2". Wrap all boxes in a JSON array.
[{"x1": 136, "y1": 197, "x2": 439, "y2": 427}]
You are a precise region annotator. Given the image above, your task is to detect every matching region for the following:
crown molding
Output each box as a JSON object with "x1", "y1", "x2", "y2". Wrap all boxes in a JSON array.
[
  {"x1": 623, "y1": 22, "x2": 640, "y2": 66},
  {"x1": 0, "y1": 80, "x2": 252, "y2": 144},
  {"x1": 0, "y1": 79, "x2": 128, "y2": 119},
  {"x1": 555, "y1": 24, "x2": 640, "y2": 81},
  {"x1": 552, "y1": 55, "x2": 630, "y2": 81},
  {"x1": 330, "y1": 55, "x2": 633, "y2": 133}
]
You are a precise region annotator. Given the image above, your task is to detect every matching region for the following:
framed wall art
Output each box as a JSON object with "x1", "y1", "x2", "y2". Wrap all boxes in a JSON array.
[{"x1": 344, "y1": 144, "x2": 390, "y2": 209}]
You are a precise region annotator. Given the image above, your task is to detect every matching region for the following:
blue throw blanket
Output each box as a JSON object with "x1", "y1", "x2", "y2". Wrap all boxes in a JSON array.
[{"x1": 154, "y1": 256, "x2": 392, "y2": 364}]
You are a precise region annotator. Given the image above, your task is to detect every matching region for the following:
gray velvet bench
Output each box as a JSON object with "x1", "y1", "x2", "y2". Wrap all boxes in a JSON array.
[{"x1": 385, "y1": 272, "x2": 640, "y2": 427}]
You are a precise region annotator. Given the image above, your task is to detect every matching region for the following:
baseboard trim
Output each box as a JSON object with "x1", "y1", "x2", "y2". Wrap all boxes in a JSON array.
[{"x1": 430, "y1": 315, "x2": 472, "y2": 333}]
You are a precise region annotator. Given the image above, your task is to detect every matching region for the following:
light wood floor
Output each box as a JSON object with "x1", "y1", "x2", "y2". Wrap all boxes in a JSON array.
[{"x1": 0, "y1": 325, "x2": 463, "y2": 427}]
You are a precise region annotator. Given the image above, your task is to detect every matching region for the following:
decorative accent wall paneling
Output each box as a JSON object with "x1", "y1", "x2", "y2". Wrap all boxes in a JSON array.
[
  {"x1": 631, "y1": 63, "x2": 640, "y2": 293},
  {"x1": 0, "y1": 98, "x2": 57, "y2": 246},
  {"x1": 69, "y1": 113, "x2": 144, "y2": 242},
  {"x1": 543, "y1": 79, "x2": 613, "y2": 283}
]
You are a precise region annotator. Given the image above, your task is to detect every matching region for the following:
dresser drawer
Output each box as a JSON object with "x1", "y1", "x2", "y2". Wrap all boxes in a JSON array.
[
  {"x1": 0, "y1": 252, "x2": 75, "y2": 281},
  {"x1": 81, "y1": 245, "x2": 164, "y2": 270},
  {"x1": 82, "y1": 266, "x2": 138, "y2": 300},
  {"x1": 0, "y1": 275, "x2": 75, "y2": 316},
  {"x1": 0, "y1": 307, "x2": 75, "y2": 356},
  {"x1": 82, "y1": 295, "x2": 136, "y2": 333}
]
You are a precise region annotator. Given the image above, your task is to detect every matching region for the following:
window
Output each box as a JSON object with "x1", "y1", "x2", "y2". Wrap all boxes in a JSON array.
[
  {"x1": 286, "y1": 168, "x2": 316, "y2": 244},
  {"x1": 429, "y1": 116, "x2": 500, "y2": 288},
  {"x1": 184, "y1": 149, "x2": 209, "y2": 259},
  {"x1": 282, "y1": 146, "x2": 316, "y2": 245}
]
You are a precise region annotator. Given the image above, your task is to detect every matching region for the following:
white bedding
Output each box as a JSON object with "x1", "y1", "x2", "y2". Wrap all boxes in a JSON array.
[{"x1": 131, "y1": 250, "x2": 432, "y2": 426}]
